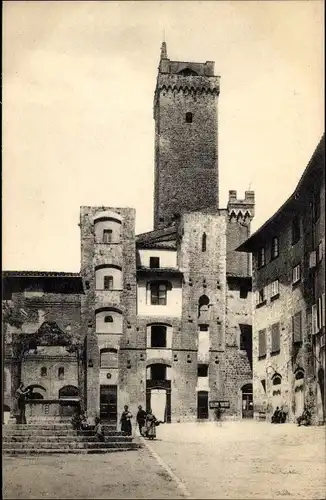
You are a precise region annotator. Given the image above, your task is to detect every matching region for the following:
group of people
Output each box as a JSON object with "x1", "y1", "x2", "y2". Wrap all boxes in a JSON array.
[
  {"x1": 297, "y1": 407, "x2": 312, "y2": 426},
  {"x1": 271, "y1": 406, "x2": 287, "y2": 424},
  {"x1": 121, "y1": 405, "x2": 161, "y2": 439}
]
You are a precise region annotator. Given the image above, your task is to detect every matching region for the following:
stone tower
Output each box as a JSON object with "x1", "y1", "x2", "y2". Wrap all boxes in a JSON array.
[{"x1": 153, "y1": 42, "x2": 220, "y2": 229}]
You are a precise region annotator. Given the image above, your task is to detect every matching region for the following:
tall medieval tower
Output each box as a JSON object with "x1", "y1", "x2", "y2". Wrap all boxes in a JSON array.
[{"x1": 153, "y1": 43, "x2": 220, "y2": 229}]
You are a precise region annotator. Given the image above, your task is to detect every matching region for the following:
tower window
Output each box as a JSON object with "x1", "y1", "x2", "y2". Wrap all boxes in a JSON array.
[
  {"x1": 104, "y1": 315, "x2": 113, "y2": 323},
  {"x1": 40, "y1": 367, "x2": 47, "y2": 377},
  {"x1": 58, "y1": 367, "x2": 64, "y2": 379},
  {"x1": 150, "y1": 257, "x2": 160, "y2": 268},
  {"x1": 150, "y1": 282, "x2": 168, "y2": 305},
  {"x1": 103, "y1": 229, "x2": 112, "y2": 244},
  {"x1": 104, "y1": 276, "x2": 114, "y2": 290},
  {"x1": 197, "y1": 364, "x2": 208, "y2": 377},
  {"x1": 202, "y1": 233, "x2": 207, "y2": 252},
  {"x1": 150, "y1": 325, "x2": 167, "y2": 348},
  {"x1": 185, "y1": 112, "x2": 193, "y2": 123}
]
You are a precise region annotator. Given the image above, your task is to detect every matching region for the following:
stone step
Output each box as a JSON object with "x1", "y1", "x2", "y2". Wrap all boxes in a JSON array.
[
  {"x1": 3, "y1": 430, "x2": 126, "y2": 437},
  {"x1": 2, "y1": 441, "x2": 141, "y2": 450},
  {"x1": 3, "y1": 447, "x2": 139, "y2": 455},
  {"x1": 3, "y1": 435, "x2": 133, "y2": 443}
]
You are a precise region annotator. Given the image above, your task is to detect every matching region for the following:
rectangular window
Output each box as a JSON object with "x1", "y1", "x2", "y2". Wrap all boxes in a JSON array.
[
  {"x1": 199, "y1": 324, "x2": 209, "y2": 332},
  {"x1": 271, "y1": 237, "x2": 279, "y2": 260},
  {"x1": 270, "y1": 279, "x2": 279, "y2": 298},
  {"x1": 291, "y1": 216, "x2": 301, "y2": 245},
  {"x1": 257, "y1": 247, "x2": 266, "y2": 268},
  {"x1": 104, "y1": 276, "x2": 113, "y2": 290},
  {"x1": 256, "y1": 288, "x2": 266, "y2": 306},
  {"x1": 292, "y1": 311, "x2": 302, "y2": 343},
  {"x1": 271, "y1": 323, "x2": 280, "y2": 354},
  {"x1": 58, "y1": 367, "x2": 64, "y2": 379},
  {"x1": 312, "y1": 189, "x2": 321, "y2": 222},
  {"x1": 317, "y1": 295, "x2": 325, "y2": 330},
  {"x1": 149, "y1": 257, "x2": 160, "y2": 268},
  {"x1": 150, "y1": 283, "x2": 167, "y2": 305},
  {"x1": 197, "y1": 365, "x2": 208, "y2": 377},
  {"x1": 292, "y1": 264, "x2": 301, "y2": 285},
  {"x1": 312, "y1": 304, "x2": 318, "y2": 335},
  {"x1": 103, "y1": 229, "x2": 112, "y2": 244},
  {"x1": 258, "y1": 329, "x2": 267, "y2": 358},
  {"x1": 150, "y1": 325, "x2": 167, "y2": 348}
]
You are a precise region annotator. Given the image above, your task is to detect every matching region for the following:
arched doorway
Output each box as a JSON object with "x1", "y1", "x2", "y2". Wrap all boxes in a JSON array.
[
  {"x1": 146, "y1": 363, "x2": 171, "y2": 423},
  {"x1": 241, "y1": 383, "x2": 253, "y2": 418},
  {"x1": 272, "y1": 374, "x2": 282, "y2": 411}
]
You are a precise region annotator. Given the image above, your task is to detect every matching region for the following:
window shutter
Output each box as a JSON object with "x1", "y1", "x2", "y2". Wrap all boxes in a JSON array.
[
  {"x1": 322, "y1": 294, "x2": 325, "y2": 328},
  {"x1": 292, "y1": 311, "x2": 302, "y2": 343},
  {"x1": 258, "y1": 329, "x2": 266, "y2": 357},
  {"x1": 271, "y1": 323, "x2": 280, "y2": 353},
  {"x1": 312, "y1": 304, "x2": 318, "y2": 335},
  {"x1": 309, "y1": 251, "x2": 317, "y2": 268},
  {"x1": 317, "y1": 297, "x2": 323, "y2": 331}
]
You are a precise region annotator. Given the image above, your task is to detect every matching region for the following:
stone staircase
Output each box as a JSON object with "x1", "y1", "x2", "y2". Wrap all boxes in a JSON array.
[{"x1": 2, "y1": 422, "x2": 141, "y2": 455}]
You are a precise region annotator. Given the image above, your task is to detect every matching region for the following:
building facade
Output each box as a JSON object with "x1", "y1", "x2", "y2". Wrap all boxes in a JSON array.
[
  {"x1": 3, "y1": 44, "x2": 255, "y2": 425},
  {"x1": 237, "y1": 135, "x2": 325, "y2": 425}
]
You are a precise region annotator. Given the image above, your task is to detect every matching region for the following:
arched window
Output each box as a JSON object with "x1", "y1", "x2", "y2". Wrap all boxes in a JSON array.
[
  {"x1": 178, "y1": 68, "x2": 198, "y2": 76},
  {"x1": 198, "y1": 294, "x2": 210, "y2": 317},
  {"x1": 202, "y1": 233, "x2": 207, "y2": 252},
  {"x1": 295, "y1": 370, "x2": 304, "y2": 381},
  {"x1": 58, "y1": 367, "x2": 64, "y2": 379},
  {"x1": 185, "y1": 112, "x2": 193, "y2": 123},
  {"x1": 272, "y1": 375, "x2": 282, "y2": 386},
  {"x1": 59, "y1": 385, "x2": 79, "y2": 399},
  {"x1": 40, "y1": 366, "x2": 47, "y2": 377},
  {"x1": 104, "y1": 315, "x2": 113, "y2": 323},
  {"x1": 100, "y1": 348, "x2": 118, "y2": 369},
  {"x1": 104, "y1": 276, "x2": 114, "y2": 290},
  {"x1": 95, "y1": 307, "x2": 123, "y2": 334}
]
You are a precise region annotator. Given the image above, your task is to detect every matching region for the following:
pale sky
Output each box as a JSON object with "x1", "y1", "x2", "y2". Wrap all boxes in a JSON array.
[{"x1": 3, "y1": 1, "x2": 324, "y2": 272}]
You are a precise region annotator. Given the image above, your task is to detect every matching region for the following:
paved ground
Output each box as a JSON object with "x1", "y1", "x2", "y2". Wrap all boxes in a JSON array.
[
  {"x1": 148, "y1": 420, "x2": 326, "y2": 499},
  {"x1": 3, "y1": 421, "x2": 325, "y2": 499}
]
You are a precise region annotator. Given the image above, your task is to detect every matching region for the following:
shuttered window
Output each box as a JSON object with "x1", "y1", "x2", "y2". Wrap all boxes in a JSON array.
[
  {"x1": 322, "y1": 294, "x2": 325, "y2": 328},
  {"x1": 292, "y1": 311, "x2": 302, "y2": 343},
  {"x1": 312, "y1": 304, "x2": 318, "y2": 335},
  {"x1": 258, "y1": 329, "x2": 267, "y2": 358},
  {"x1": 271, "y1": 323, "x2": 280, "y2": 354},
  {"x1": 270, "y1": 280, "x2": 279, "y2": 298}
]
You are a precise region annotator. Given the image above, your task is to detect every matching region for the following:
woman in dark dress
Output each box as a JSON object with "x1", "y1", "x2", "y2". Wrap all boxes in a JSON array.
[{"x1": 120, "y1": 405, "x2": 133, "y2": 436}]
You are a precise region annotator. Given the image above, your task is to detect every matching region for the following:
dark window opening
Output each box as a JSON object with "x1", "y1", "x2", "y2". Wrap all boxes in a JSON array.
[
  {"x1": 240, "y1": 324, "x2": 252, "y2": 369},
  {"x1": 271, "y1": 236, "x2": 279, "y2": 259},
  {"x1": 202, "y1": 233, "x2": 207, "y2": 252},
  {"x1": 58, "y1": 367, "x2": 64, "y2": 379},
  {"x1": 150, "y1": 282, "x2": 168, "y2": 305},
  {"x1": 272, "y1": 375, "x2": 282, "y2": 386},
  {"x1": 40, "y1": 367, "x2": 47, "y2": 377},
  {"x1": 199, "y1": 324, "x2": 209, "y2": 332},
  {"x1": 295, "y1": 370, "x2": 304, "y2": 380},
  {"x1": 150, "y1": 257, "x2": 160, "y2": 268},
  {"x1": 257, "y1": 247, "x2": 266, "y2": 268},
  {"x1": 197, "y1": 364, "x2": 208, "y2": 377},
  {"x1": 104, "y1": 276, "x2": 114, "y2": 290},
  {"x1": 103, "y1": 229, "x2": 113, "y2": 244},
  {"x1": 104, "y1": 315, "x2": 113, "y2": 323},
  {"x1": 312, "y1": 189, "x2": 321, "y2": 222},
  {"x1": 261, "y1": 379, "x2": 266, "y2": 393},
  {"x1": 292, "y1": 216, "x2": 301, "y2": 245},
  {"x1": 150, "y1": 364, "x2": 166, "y2": 380},
  {"x1": 150, "y1": 325, "x2": 167, "y2": 348},
  {"x1": 186, "y1": 112, "x2": 193, "y2": 123}
]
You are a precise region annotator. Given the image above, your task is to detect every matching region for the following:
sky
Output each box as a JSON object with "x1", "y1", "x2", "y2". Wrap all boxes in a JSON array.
[{"x1": 3, "y1": 0, "x2": 324, "y2": 272}]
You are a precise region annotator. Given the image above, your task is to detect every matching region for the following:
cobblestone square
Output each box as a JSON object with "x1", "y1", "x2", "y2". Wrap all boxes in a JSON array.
[{"x1": 3, "y1": 421, "x2": 325, "y2": 499}]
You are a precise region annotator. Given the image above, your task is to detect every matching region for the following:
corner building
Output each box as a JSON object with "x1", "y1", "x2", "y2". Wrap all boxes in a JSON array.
[{"x1": 3, "y1": 44, "x2": 255, "y2": 426}]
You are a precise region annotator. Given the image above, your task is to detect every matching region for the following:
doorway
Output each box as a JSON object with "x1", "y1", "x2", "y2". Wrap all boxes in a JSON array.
[
  {"x1": 100, "y1": 385, "x2": 117, "y2": 422},
  {"x1": 241, "y1": 383, "x2": 253, "y2": 419},
  {"x1": 150, "y1": 389, "x2": 167, "y2": 422},
  {"x1": 197, "y1": 391, "x2": 208, "y2": 419}
]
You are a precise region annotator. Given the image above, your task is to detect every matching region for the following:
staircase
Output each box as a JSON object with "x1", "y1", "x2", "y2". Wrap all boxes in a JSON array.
[{"x1": 2, "y1": 422, "x2": 141, "y2": 455}]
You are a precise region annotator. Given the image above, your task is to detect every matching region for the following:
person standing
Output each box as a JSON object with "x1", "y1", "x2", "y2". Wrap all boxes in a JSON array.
[
  {"x1": 120, "y1": 405, "x2": 133, "y2": 436},
  {"x1": 136, "y1": 405, "x2": 147, "y2": 436},
  {"x1": 15, "y1": 383, "x2": 30, "y2": 424},
  {"x1": 94, "y1": 417, "x2": 105, "y2": 442},
  {"x1": 145, "y1": 409, "x2": 158, "y2": 440}
]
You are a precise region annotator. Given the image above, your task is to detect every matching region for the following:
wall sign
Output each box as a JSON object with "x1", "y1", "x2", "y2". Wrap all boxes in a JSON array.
[{"x1": 209, "y1": 400, "x2": 230, "y2": 409}]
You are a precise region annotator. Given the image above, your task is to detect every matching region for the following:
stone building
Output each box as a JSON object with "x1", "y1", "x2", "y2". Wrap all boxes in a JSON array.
[
  {"x1": 237, "y1": 135, "x2": 325, "y2": 424},
  {"x1": 2, "y1": 43, "x2": 255, "y2": 425}
]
